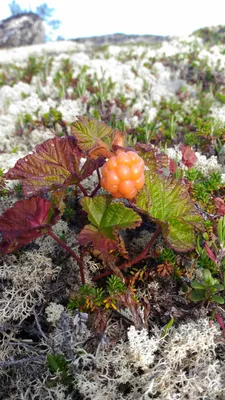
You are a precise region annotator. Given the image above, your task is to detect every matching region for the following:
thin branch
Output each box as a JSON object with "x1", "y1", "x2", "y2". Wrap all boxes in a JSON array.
[
  {"x1": 34, "y1": 312, "x2": 48, "y2": 341},
  {"x1": 48, "y1": 230, "x2": 85, "y2": 284},
  {"x1": 0, "y1": 355, "x2": 45, "y2": 368},
  {"x1": 9, "y1": 341, "x2": 42, "y2": 352}
]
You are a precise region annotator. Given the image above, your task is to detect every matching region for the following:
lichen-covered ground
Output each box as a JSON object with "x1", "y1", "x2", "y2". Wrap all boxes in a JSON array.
[{"x1": 0, "y1": 28, "x2": 225, "y2": 399}]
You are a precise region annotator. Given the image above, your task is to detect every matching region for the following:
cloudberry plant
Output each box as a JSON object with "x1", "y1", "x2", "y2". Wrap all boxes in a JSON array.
[
  {"x1": 0, "y1": 116, "x2": 204, "y2": 290},
  {"x1": 100, "y1": 151, "x2": 145, "y2": 199}
]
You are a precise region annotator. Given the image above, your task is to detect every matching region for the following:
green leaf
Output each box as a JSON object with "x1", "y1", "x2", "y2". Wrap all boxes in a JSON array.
[
  {"x1": 211, "y1": 295, "x2": 225, "y2": 304},
  {"x1": 191, "y1": 281, "x2": 206, "y2": 290},
  {"x1": 213, "y1": 283, "x2": 224, "y2": 291},
  {"x1": 218, "y1": 216, "x2": 225, "y2": 247},
  {"x1": 136, "y1": 172, "x2": 204, "y2": 252},
  {"x1": 203, "y1": 269, "x2": 213, "y2": 285},
  {"x1": 81, "y1": 195, "x2": 112, "y2": 228},
  {"x1": 47, "y1": 353, "x2": 68, "y2": 374},
  {"x1": 190, "y1": 290, "x2": 206, "y2": 302},
  {"x1": 162, "y1": 317, "x2": 174, "y2": 337},
  {"x1": 81, "y1": 195, "x2": 141, "y2": 238},
  {"x1": 106, "y1": 275, "x2": 127, "y2": 295},
  {"x1": 79, "y1": 195, "x2": 141, "y2": 256},
  {"x1": 71, "y1": 116, "x2": 112, "y2": 151}
]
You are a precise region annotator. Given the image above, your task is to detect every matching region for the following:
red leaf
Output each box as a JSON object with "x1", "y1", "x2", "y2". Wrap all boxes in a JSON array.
[
  {"x1": 205, "y1": 242, "x2": 217, "y2": 264},
  {"x1": 214, "y1": 197, "x2": 225, "y2": 216},
  {"x1": 169, "y1": 158, "x2": 177, "y2": 173},
  {"x1": 0, "y1": 197, "x2": 60, "y2": 254},
  {"x1": 180, "y1": 144, "x2": 197, "y2": 168},
  {"x1": 216, "y1": 313, "x2": 225, "y2": 332}
]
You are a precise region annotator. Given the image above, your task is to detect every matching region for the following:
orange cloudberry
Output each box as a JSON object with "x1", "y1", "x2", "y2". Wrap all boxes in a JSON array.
[{"x1": 100, "y1": 151, "x2": 145, "y2": 199}]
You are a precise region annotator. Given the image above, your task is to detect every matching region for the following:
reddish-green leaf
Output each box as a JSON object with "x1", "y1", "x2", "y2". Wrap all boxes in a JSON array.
[
  {"x1": 71, "y1": 116, "x2": 124, "y2": 158},
  {"x1": 205, "y1": 242, "x2": 217, "y2": 264},
  {"x1": 5, "y1": 137, "x2": 80, "y2": 196},
  {"x1": 51, "y1": 189, "x2": 66, "y2": 215},
  {"x1": 0, "y1": 197, "x2": 60, "y2": 254},
  {"x1": 135, "y1": 143, "x2": 171, "y2": 174},
  {"x1": 214, "y1": 197, "x2": 225, "y2": 216},
  {"x1": 78, "y1": 224, "x2": 118, "y2": 255},
  {"x1": 5, "y1": 136, "x2": 102, "y2": 196},
  {"x1": 136, "y1": 172, "x2": 204, "y2": 252}
]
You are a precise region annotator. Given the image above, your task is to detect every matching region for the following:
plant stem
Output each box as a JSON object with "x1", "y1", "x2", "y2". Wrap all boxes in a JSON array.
[
  {"x1": 90, "y1": 182, "x2": 101, "y2": 197},
  {"x1": 90, "y1": 168, "x2": 101, "y2": 197},
  {"x1": 77, "y1": 183, "x2": 88, "y2": 197},
  {"x1": 97, "y1": 167, "x2": 101, "y2": 182},
  {"x1": 48, "y1": 230, "x2": 85, "y2": 284},
  {"x1": 92, "y1": 225, "x2": 161, "y2": 281}
]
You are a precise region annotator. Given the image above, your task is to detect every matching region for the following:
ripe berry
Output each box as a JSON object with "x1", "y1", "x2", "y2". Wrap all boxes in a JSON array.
[{"x1": 100, "y1": 151, "x2": 145, "y2": 199}]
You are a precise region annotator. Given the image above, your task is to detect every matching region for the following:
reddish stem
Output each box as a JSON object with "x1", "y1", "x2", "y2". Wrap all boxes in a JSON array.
[
  {"x1": 48, "y1": 230, "x2": 85, "y2": 284},
  {"x1": 97, "y1": 168, "x2": 101, "y2": 182},
  {"x1": 77, "y1": 183, "x2": 88, "y2": 197},
  {"x1": 92, "y1": 225, "x2": 161, "y2": 281},
  {"x1": 90, "y1": 168, "x2": 101, "y2": 197},
  {"x1": 90, "y1": 182, "x2": 101, "y2": 197}
]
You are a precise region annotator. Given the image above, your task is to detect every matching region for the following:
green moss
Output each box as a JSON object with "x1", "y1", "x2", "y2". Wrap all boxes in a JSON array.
[
  {"x1": 42, "y1": 108, "x2": 63, "y2": 127},
  {"x1": 215, "y1": 92, "x2": 225, "y2": 103}
]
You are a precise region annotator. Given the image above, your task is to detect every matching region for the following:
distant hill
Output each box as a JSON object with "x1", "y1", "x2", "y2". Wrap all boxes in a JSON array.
[
  {"x1": 71, "y1": 32, "x2": 169, "y2": 46},
  {"x1": 71, "y1": 27, "x2": 225, "y2": 47},
  {"x1": 193, "y1": 25, "x2": 225, "y2": 45}
]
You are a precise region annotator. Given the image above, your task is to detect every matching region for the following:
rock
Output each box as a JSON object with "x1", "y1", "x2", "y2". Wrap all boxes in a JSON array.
[{"x1": 0, "y1": 12, "x2": 46, "y2": 48}]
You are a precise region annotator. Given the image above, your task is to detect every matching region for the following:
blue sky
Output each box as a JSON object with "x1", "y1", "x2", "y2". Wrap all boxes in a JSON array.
[{"x1": 1, "y1": 0, "x2": 225, "y2": 39}]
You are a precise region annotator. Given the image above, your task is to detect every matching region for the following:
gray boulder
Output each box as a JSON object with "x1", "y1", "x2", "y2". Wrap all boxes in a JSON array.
[{"x1": 0, "y1": 12, "x2": 46, "y2": 48}]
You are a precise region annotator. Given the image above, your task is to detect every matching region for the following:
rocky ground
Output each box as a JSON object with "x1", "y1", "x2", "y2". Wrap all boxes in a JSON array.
[{"x1": 0, "y1": 27, "x2": 225, "y2": 399}]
